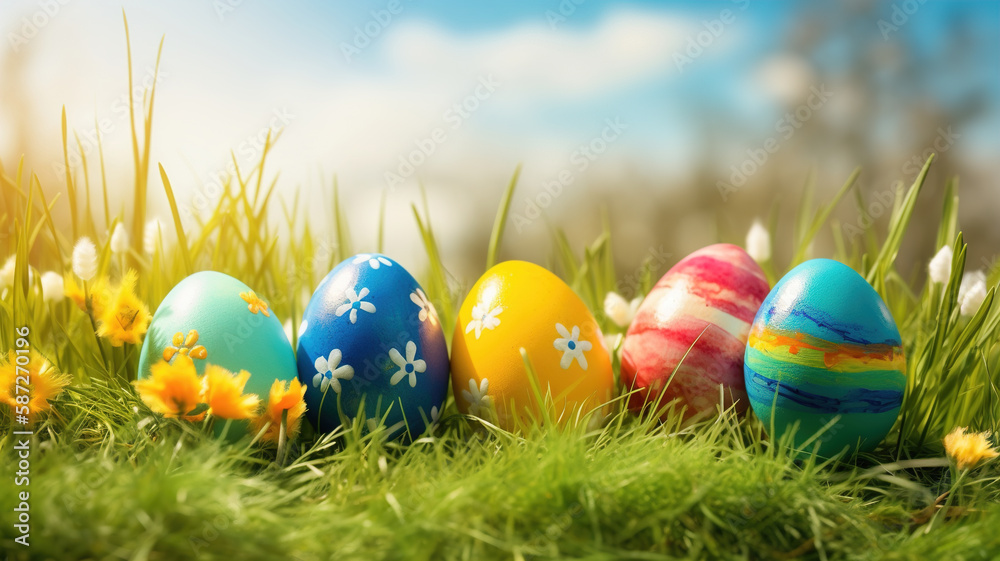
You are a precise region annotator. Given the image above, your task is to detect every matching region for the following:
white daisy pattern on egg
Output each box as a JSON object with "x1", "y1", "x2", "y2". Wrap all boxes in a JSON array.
[
  {"x1": 313, "y1": 349, "x2": 355, "y2": 394},
  {"x1": 409, "y1": 288, "x2": 438, "y2": 325},
  {"x1": 420, "y1": 405, "x2": 442, "y2": 431},
  {"x1": 336, "y1": 287, "x2": 376, "y2": 324},
  {"x1": 461, "y1": 378, "x2": 493, "y2": 419},
  {"x1": 553, "y1": 323, "x2": 592, "y2": 370},
  {"x1": 354, "y1": 253, "x2": 393, "y2": 270},
  {"x1": 465, "y1": 302, "x2": 503, "y2": 339},
  {"x1": 389, "y1": 341, "x2": 426, "y2": 387}
]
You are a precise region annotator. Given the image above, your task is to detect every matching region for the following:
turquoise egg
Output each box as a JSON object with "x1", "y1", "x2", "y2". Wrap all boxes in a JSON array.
[
  {"x1": 137, "y1": 271, "x2": 297, "y2": 434},
  {"x1": 744, "y1": 259, "x2": 906, "y2": 457}
]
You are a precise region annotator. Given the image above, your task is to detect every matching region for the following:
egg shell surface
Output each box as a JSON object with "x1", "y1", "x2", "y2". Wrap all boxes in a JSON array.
[
  {"x1": 450, "y1": 260, "x2": 614, "y2": 430},
  {"x1": 137, "y1": 271, "x2": 298, "y2": 431},
  {"x1": 296, "y1": 253, "x2": 449, "y2": 439},
  {"x1": 621, "y1": 243, "x2": 770, "y2": 419},
  {"x1": 744, "y1": 258, "x2": 906, "y2": 457}
]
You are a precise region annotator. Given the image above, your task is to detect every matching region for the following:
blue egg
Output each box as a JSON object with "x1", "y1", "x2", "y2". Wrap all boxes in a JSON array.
[
  {"x1": 296, "y1": 253, "x2": 449, "y2": 438},
  {"x1": 744, "y1": 259, "x2": 906, "y2": 457}
]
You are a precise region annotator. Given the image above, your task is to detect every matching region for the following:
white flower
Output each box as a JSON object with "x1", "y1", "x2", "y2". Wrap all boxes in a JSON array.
[
  {"x1": 959, "y1": 270, "x2": 987, "y2": 303},
  {"x1": 553, "y1": 323, "x2": 592, "y2": 370},
  {"x1": 465, "y1": 302, "x2": 503, "y2": 339},
  {"x1": 72, "y1": 237, "x2": 98, "y2": 281},
  {"x1": 336, "y1": 286, "x2": 376, "y2": 324},
  {"x1": 313, "y1": 349, "x2": 355, "y2": 394},
  {"x1": 960, "y1": 278, "x2": 988, "y2": 317},
  {"x1": 461, "y1": 378, "x2": 493, "y2": 418},
  {"x1": 40, "y1": 271, "x2": 65, "y2": 303},
  {"x1": 353, "y1": 253, "x2": 393, "y2": 269},
  {"x1": 746, "y1": 220, "x2": 771, "y2": 263},
  {"x1": 603, "y1": 291, "x2": 641, "y2": 328},
  {"x1": 389, "y1": 341, "x2": 426, "y2": 387},
  {"x1": 929, "y1": 245, "x2": 953, "y2": 285},
  {"x1": 143, "y1": 219, "x2": 163, "y2": 255},
  {"x1": 421, "y1": 405, "x2": 442, "y2": 430},
  {"x1": 110, "y1": 223, "x2": 129, "y2": 255},
  {"x1": 409, "y1": 288, "x2": 438, "y2": 325},
  {"x1": 0, "y1": 256, "x2": 15, "y2": 289}
]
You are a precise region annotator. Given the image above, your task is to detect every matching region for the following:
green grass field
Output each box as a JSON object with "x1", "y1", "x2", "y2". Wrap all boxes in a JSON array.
[{"x1": 2, "y1": 35, "x2": 1000, "y2": 561}]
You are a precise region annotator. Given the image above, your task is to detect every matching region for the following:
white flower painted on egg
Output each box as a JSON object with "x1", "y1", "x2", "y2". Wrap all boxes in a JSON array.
[
  {"x1": 409, "y1": 288, "x2": 438, "y2": 325},
  {"x1": 354, "y1": 254, "x2": 393, "y2": 270},
  {"x1": 389, "y1": 341, "x2": 426, "y2": 388},
  {"x1": 461, "y1": 378, "x2": 493, "y2": 419},
  {"x1": 336, "y1": 286, "x2": 376, "y2": 324},
  {"x1": 466, "y1": 302, "x2": 503, "y2": 340},
  {"x1": 313, "y1": 349, "x2": 355, "y2": 394},
  {"x1": 553, "y1": 323, "x2": 592, "y2": 370}
]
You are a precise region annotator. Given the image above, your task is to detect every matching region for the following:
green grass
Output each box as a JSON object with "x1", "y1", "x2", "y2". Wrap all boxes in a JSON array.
[{"x1": 2, "y1": 30, "x2": 1000, "y2": 561}]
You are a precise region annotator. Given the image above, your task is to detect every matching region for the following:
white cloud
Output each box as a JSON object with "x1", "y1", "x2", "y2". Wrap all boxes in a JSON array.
[{"x1": 383, "y1": 10, "x2": 689, "y2": 101}]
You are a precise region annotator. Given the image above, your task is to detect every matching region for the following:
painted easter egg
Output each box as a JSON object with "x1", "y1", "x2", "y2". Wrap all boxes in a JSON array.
[
  {"x1": 621, "y1": 244, "x2": 770, "y2": 419},
  {"x1": 744, "y1": 259, "x2": 906, "y2": 457},
  {"x1": 138, "y1": 271, "x2": 298, "y2": 432},
  {"x1": 296, "y1": 253, "x2": 449, "y2": 439},
  {"x1": 451, "y1": 261, "x2": 614, "y2": 430}
]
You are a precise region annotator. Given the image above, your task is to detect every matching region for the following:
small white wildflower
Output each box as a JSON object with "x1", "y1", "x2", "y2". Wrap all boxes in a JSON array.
[
  {"x1": 110, "y1": 223, "x2": 129, "y2": 255},
  {"x1": 928, "y1": 246, "x2": 953, "y2": 285},
  {"x1": 745, "y1": 220, "x2": 771, "y2": 263},
  {"x1": 603, "y1": 292, "x2": 641, "y2": 328},
  {"x1": 143, "y1": 219, "x2": 163, "y2": 255},
  {"x1": 960, "y1": 279, "x2": 988, "y2": 317},
  {"x1": 72, "y1": 237, "x2": 99, "y2": 281},
  {"x1": 40, "y1": 271, "x2": 65, "y2": 303},
  {"x1": 0, "y1": 256, "x2": 15, "y2": 289},
  {"x1": 959, "y1": 270, "x2": 987, "y2": 303}
]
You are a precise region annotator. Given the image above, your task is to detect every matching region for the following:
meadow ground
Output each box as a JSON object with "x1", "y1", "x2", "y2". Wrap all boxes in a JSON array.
[{"x1": 2, "y1": 40, "x2": 1000, "y2": 561}]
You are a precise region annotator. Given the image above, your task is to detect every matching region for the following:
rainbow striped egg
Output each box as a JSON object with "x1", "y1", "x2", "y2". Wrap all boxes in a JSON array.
[
  {"x1": 621, "y1": 243, "x2": 770, "y2": 419},
  {"x1": 744, "y1": 259, "x2": 906, "y2": 457}
]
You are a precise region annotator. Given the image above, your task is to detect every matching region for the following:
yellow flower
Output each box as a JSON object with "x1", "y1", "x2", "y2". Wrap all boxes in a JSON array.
[
  {"x1": 0, "y1": 354, "x2": 13, "y2": 407},
  {"x1": 0, "y1": 350, "x2": 71, "y2": 423},
  {"x1": 134, "y1": 355, "x2": 205, "y2": 420},
  {"x1": 203, "y1": 364, "x2": 260, "y2": 420},
  {"x1": 97, "y1": 269, "x2": 152, "y2": 347},
  {"x1": 163, "y1": 330, "x2": 208, "y2": 362},
  {"x1": 944, "y1": 426, "x2": 999, "y2": 470},
  {"x1": 240, "y1": 290, "x2": 271, "y2": 317},
  {"x1": 252, "y1": 378, "x2": 307, "y2": 444},
  {"x1": 65, "y1": 275, "x2": 112, "y2": 318}
]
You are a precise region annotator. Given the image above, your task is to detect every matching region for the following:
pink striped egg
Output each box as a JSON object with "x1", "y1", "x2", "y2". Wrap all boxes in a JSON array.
[{"x1": 621, "y1": 243, "x2": 769, "y2": 419}]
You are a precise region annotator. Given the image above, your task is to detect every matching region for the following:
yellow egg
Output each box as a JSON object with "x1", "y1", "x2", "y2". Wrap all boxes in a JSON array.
[{"x1": 451, "y1": 261, "x2": 614, "y2": 430}]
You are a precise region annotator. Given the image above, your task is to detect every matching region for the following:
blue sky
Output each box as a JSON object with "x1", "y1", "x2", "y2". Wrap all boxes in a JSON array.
[{"x1": 1, "y1": 0, "x2": 997, "y2": 267}]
